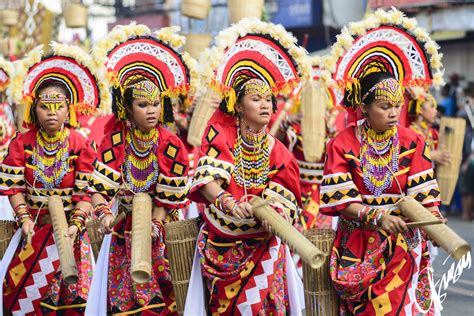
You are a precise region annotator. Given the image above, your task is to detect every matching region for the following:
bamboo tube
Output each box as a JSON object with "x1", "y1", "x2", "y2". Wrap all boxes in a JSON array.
[
  {"x1": 303, "y1": 229, "x2": 338, "y2": 316},
  {"x1": 48, "y1": 195, "x2": 78, "y2": 284},
  {"x1": 301, "y1": 80, "x2": 326, "y2": 162},
  {"x1": 405, "y1": 220, "x2": 443, "y2": 228},
  {"x1": 131, "y1": 193, "x2": 153, "y2": 284},
  {"x1": 396, "y1": 196, "x2": 470, "y2": 260},
  {"x1": 249, "y1": 197, "x2": 324, "y2": 269},
  {"x1": 437, "y1": 117, "x2": 466, "y2": 205},
  {"x1": 164, "y1": 218, "x2": 200, "y2": 315},
  {"x1": 187, "y1": 88, "x2": 220, "y2": 146}
]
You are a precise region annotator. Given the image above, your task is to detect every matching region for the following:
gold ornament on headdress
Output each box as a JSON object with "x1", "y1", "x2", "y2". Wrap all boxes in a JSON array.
[
  {"x1": 132, "y1": 80, "x2": 160, "y2": 104},
  {"x1": 37, "y1": 94, "x2": 69, "y2": 113},
  {"x1": 241, "y1": 79, "x2": 272, "y2": 98}
]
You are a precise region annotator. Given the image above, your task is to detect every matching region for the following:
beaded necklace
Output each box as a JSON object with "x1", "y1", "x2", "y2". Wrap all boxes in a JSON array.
[
  {"x1": 32, "y1": 128, "x2": 70, "y2": 190},
  {"x1": 123, "y1": 127, "x2": 159, "y2": 193},
  {"x1": 233, "y1": 127, "x2": 270, "y2": 189},
  {"x1": 360, "y1": 121, "x2": 399, "y2": 197}
]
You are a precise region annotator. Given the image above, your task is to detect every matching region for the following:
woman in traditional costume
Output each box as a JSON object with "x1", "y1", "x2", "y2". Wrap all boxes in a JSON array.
[
  {"x1": 86, "y1": 24, "x2": 192, "y2": 315},
  {"x1": 0, "y1": 43, "x2": 108, "y2": 315},
  {"x1": 184, "y1": 18, "x2": 310, "y2": 315},
  {"x1": 319, "y1": 9, "x2": 445, "y2": 315},
  {"x1": 408, "y1": 88, "x2": 451, "y2": 166}
]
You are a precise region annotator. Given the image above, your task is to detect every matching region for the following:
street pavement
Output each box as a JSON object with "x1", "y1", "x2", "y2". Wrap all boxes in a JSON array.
[{"x1": 431, "y1": 215, "x2": 474, "y2": 315}]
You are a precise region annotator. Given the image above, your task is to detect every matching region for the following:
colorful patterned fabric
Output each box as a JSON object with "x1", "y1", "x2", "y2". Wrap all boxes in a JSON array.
[
  {"x1": 188, "y1": 111, "x2": 302, "y2": 315},
  {"x1": 0, "y1": 128, "x2": 96, "y2": 315},
  {"x1": 320, "y1": 123, "x2": 441, "y2": 315},
  {"x1": 89, "y1": 122, "x2": 189, "y2": 314}
]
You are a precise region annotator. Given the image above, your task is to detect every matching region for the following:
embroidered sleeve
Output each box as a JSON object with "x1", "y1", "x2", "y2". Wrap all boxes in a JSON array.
[
  {"x1": 406, "y1": 135, "x2": 440, "y2": 207},
  {"x1": 154, "y1": 133, "x2": 189, "y2": 209},
  {"x1": 0, "y1": 132, "x2": 26, "y2": 195},
  {"x1": 72, "y1": 137, "x2": 96, "y2": 203},
  {"x1": 320, "y1": 138, "x2": 363, "y2": 215},
  {"x1": 189, "y1": 124, "x2": 235, "y2": 203},
  {"x1": 89, "y1": 132, "x2": 122, "y2": 200}
]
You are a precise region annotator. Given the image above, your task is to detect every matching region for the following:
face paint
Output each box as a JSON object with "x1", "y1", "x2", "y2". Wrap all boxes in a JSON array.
[
  {"x1": 37, "y1": 94, "x2": 68, "y2": 113},
  {"x1": 241, "y1": 78, "x2": 272, "y2": 98},
  {"x1": 131, "y1": 80, "x2": 160, "y2": 105},
  {"x1": 362, "y1": 78, "x2": 404, "y2": 107}
]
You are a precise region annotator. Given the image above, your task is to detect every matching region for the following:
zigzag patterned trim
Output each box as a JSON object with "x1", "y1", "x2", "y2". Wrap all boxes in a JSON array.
[
  {"x1": 297, "y1": 160, "x2": 324, "y2": 184},
  {"x1": 89, "y1": 161, "x2": 121, "y2": 197},
  {"x1": 204, "y1": 204, "x2": 265, "y2": 237},
  {"x1": 320, "y1": 172, "x2": 362, "y2": 208},
  {"x1": 74, "y1": 171, "x2": 91, "y2": 197},
  {"x1": 0, "y1": 164, "x2": 25, "y2": 191},
  {"x1": 191, "y1": 156, "x2": 234, "y2": 190},
  {"x1": 14, "y1": 244, "x2": 59, "y2": 315},
  {"x1": 155, "y1": 173, "x2": 189, "y2": 206},
  {"x1": 262, "y1": 181, "x2": 300, "y2": 224},
  {"x1": 26, "y1": 186, "x2": 74, "y2": 211},
  {"x1": 407, "y1": 169, "x2": 440, "y2": 205},
  {"x1": 361, "y1": 193, "x2": 403, "y2": 209}
]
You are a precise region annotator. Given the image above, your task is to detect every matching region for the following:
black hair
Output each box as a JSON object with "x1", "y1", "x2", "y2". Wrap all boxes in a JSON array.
[{"x1": 343, "y1": 71, "x2": 395, "y2": 108}]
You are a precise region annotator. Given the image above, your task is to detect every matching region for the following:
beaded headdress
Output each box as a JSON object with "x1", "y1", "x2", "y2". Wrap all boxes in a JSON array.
[
  {"x1": 0, "y1": 57, "x2": 13, "y2": 93},
  {"x1": 10, "y1": 42, "x2": 110, "y2": 128},
  {"x1": 92, "y1": 23, "x2": 195, "y2": 124},
  {"x1": 204, "y1": 18, "x2": 312, "y2": 114},
  {"x1": 321, "y1": 8, "x2": 444, "y2": 108}
]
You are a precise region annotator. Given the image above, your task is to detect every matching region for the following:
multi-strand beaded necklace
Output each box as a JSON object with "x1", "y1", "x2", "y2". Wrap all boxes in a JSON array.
[
  {"x1": 32, "y1": 128, "x2": 70, "y2": 190},
  {"x1": 233, "y1": 127, "x2": 270, "y2": 189},
  {"x1": 123, "y1": 127, "x2": 159, "y2": 193},
  {"x1": 360, "y1": 121, "x2": 400, "y2": 197}
]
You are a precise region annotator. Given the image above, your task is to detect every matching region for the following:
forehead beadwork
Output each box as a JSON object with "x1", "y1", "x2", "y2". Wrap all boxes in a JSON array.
[
  {"x1": 363, "y1": 78, "x2": 404, "y2": 106},
  {"x1": 38, "y1": 93, "x2": 68, "y2": 113},
  {"x1": 241, "y1": 79, "x2": 272, "y2": 98},
  {"x1": 131, "y1": 81, "x2": 160, "y2": 104}
]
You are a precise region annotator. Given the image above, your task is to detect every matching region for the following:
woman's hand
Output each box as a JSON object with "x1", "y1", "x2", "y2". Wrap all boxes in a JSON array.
[
  {"x1": 233, "y1": 201, "x2": 253, "y2": 219},
  {"x1": 99, "y1": 214, "x2": 115, "y2": 234},
  {"x1": 380, "y1": 214, "x2": 408, "y2": 234},
  {"x1": 21, "y1": 219, "x2": 35, "y2": 240},
  {"x1": 431, "y1": 149, "x2": 451, "y2": 166}
]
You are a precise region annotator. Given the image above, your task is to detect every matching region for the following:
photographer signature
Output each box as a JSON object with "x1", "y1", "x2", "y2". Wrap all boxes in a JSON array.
[{"x1": 415, "y1": 251, "x2": 472, "y2": 313}]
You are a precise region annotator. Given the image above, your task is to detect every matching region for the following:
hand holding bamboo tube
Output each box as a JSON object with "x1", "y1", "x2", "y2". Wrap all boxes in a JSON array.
[
  {"x1": 249, "y1": 196, "x2": 324, "y2": 269},
  {"x1": 48, "y1": 195, "x2": 79, "y2": 284},
  {"x1": 396, "y1": 196, "x2": 471, "y2": 260},
  {"x1": 130, "y1": 193, "x2": 153, "y2": 284}
]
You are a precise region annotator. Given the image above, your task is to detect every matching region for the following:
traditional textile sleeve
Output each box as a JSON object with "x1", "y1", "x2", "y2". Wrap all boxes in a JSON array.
[
  {"x1": 72, "y1": 134, "x2": 97, "y2": 203},
  {"x1": 320, "y1": 137, "x2": 363, "y2": 216},
  {"x1": 262, "y1": 156, "x2": 302, "y2": 225},
  {"x1": 188, "y1": 123, "x2": 235, "y2": 204},
  {"x1": 0, "y1": 132, "x2": 26, "y2": 195},
  {"x1": 154, "y1": 131, "x2": 190, "y2": 209},
  {"x1": 406, "y1": 134, "x2": 441, "y2": 207},
  {"x1": 88, "y1": 131, "x2": 122, "y2": 201}
]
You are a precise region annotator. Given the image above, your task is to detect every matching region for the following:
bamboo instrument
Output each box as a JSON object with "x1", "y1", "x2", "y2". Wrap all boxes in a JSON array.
[
  {"x1": 164, "y1": 218, "x2": 200, "y2": 315},
  {"x1": 405, "y1": 220, "x2": 443, "y2": 228},
  {"x1": 303, "y1": 228, "x2": 338, "y2": 316},
  {"x1": 131, "y1": 193, "x2": 153, "y2": 284},
  {"x1": 187, "y1": 88, "x2": 220, "y2": 147},
  {"x1": 437, "y1": 117, "x2": 466, "y2": 205},
  {"x1": 301, "y1": 80, "x2": 326, "y2": 162},
  {"x1": 48, "y1": 195, "x2": 78, "y2": 284},
  {"x1": 396, "y1": 196, "x2": 470, "y2": 260},
  {"x1": 249, "y1": 197, "x2": 324, "y2": 269}
]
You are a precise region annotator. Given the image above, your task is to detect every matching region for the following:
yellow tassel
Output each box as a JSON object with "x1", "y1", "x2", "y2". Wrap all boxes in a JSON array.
[
  {"x1": 226, "y1": 88, "x2": 237, "y2": 114},
  {"x1": 24, "y1": 102, "x2": 33, "y2": 125},
  {"x1": 346, "y1": 79, "x2": 361, "y2": 107},
  {"x1": 69, "y1": 104, "x2": 78, "y2": 127}
]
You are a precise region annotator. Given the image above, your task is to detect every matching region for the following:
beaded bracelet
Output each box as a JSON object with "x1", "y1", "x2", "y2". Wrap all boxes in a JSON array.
[
  {"x1": 95, "y1": 203, "x2": 113, "y2": 221},
  {"x1": 14, "y1": 204, "x2": 33, "y2": 227},
  {"x1": 214, "y1": 191, "x2": 237, "y2": 215},
  {"x1": 151, "y1": 218, "x2": 163, "y2": 240},
  {"x1": 70, "y1": 207, "x2": 88, "y2": 231},
  {"x1": 364, "y1": 208, "x2": 383, "y2": 227}
]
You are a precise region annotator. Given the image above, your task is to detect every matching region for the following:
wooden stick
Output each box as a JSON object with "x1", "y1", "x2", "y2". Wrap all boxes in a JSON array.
[
  {"x1": 406, "y1": 220, "x2": 443, "y2": 228},
  {"x1": 26, "y1": 231, "x2": 32, "y2": 245}
]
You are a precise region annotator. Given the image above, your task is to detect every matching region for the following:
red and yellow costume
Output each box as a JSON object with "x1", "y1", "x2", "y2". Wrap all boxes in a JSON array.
[
  {"x1": 320, "y1": 8, "x2": 446, "y2": 315},
  {"x1": 86, "y1": 24, "x2": 193, "y2": 315},
  {"x1": 0, "y1": 42, "x2": 108, "y2": 315},
  {"x1": 190, "y1": 111, "x2": 302, "y2": 315},
  {"x1": 320, "y1": 123, "x2": 440, "y2": 314}
]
